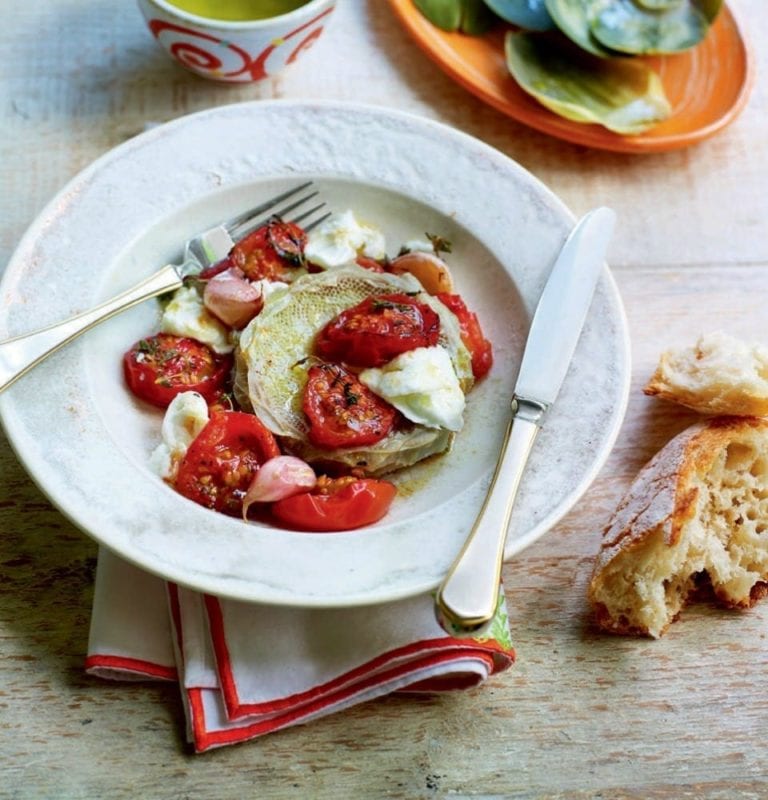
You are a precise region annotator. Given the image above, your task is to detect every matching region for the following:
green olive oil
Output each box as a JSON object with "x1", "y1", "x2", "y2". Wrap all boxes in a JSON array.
[{"x1": 166, "y1": 0, "x2": 311, "y2": 21}]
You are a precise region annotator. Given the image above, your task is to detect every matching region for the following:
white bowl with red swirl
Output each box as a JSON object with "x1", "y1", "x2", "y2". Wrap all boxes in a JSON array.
[{"x1": 136, "y1": 0, "x2": 336, "y2": 82}]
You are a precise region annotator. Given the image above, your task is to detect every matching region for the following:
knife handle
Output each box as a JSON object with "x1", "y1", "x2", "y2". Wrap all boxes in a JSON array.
[
  {"x1": 0, "y1": 264, "x2": 183, "y2": 394},
  {"x1": 435, "y1": 396, "x2": 545, "y2": 636}
]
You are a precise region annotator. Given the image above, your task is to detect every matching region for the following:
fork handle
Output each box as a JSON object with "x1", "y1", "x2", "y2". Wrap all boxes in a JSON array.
[
  {"x1": 0, "y1": 264, "x2": 183, "y2": 394},
  {"x1": 435, "y1": 397, "x2": 545, "y2": 636}
]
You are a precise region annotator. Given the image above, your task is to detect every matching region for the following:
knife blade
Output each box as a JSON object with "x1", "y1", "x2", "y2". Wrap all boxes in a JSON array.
[{"x1": 435, "y1": 207, "x2": 616, "y2": 635}]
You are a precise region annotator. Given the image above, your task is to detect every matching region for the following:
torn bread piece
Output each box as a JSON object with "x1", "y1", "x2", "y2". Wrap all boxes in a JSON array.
[
  {"x1": 644, "y1": 331, "x2": 768, "y2": 417},
  {"x1": 588, "y1": 417, "x2": 768, "y2": 638}
]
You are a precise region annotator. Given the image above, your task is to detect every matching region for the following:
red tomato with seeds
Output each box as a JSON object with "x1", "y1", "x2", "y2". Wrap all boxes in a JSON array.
[
  {"x1": 175, "y1": 411, "x2": 280, "y2": 516},
  {"x1": 229, "y1": 217, "x2": 306, "y2": 282},
  {"x1": 314, "y1": 293, "x2": 440, "y2": 368},
  {"x1": 271, "y1": 476, "x2": 397, "y2": 531},
  {"x1": 123, "y1": 333, "x2": 232, "y2": 408},
  {"x1": 206, "y1": 390, "x2": 236, "y2": 415},
  {"x1": 303, "y1": 363, "x2": 396, "y2": 450},
  {"x1": 436, "y1": 293, "x2": 493, "y2": 380},
  {"x1": 355, "y1": 255, "x2": 386, "y2": 272}
]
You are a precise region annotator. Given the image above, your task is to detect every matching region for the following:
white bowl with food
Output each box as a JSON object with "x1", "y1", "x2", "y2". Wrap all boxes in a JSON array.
[{"x1": 0, "y1": 100, "x2": 630, "y2": 607}]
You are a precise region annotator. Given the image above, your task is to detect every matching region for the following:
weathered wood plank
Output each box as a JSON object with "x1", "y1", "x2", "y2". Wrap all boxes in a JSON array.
[{"x1": 1, "y1": 1, "x2": 767, "y2": 797}]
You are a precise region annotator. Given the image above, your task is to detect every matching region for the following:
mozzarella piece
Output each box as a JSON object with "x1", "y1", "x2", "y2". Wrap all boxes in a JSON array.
[
  {"x1": 402, "y1": 238, "x2": 434, "y2": 254},
  {"x1": 359, "y1": 346, "x2": 466, "y2": 432},
  {"x1": 149, "y1": 391, "x2": 210, "y2": 480},
  {"x1": 251, "y1": 278, "x2": 290, "y2": 301},
  {"x1": 304, "y1": 209, "x2": 386, "y2": 269},
  {"x1": 161, "y1": 391, "x2": 210, "y2": 453},
  {"x1": 160, "y1": 284, "x2": 233, "y2": 353},
  {"x1": 148, "y1": 442, "x2": 173, "y2": 479}
]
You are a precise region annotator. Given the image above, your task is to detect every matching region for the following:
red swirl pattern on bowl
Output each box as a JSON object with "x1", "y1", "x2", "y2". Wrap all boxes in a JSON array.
[{"x1": 140, "y1": 2, "x2": 335, "y2": 82}]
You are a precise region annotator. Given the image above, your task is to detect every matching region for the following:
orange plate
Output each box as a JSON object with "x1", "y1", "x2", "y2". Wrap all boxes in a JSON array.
[{"x1": 388, "y1": 0, "x2": 754, "y2": 153}]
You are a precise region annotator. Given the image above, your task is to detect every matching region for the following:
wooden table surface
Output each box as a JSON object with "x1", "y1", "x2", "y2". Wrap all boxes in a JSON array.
[{"x1": 2, "y1": 1, "x2": 767, "y2": 797}]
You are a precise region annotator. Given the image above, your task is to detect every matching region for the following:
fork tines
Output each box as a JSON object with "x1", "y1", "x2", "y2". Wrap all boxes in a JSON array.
[{"x1": 227, "y1": 182, "x2": 330, "y2": 241}]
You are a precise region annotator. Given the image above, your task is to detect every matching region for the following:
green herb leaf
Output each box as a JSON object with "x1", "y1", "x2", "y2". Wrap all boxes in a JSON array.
[{"x1": 426, "y1": 232, "x2": 452, "y2": 255}]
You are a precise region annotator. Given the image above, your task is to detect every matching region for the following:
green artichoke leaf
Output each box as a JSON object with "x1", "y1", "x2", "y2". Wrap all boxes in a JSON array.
[
  {"x1": 413, "y1": 0, "x2": 496, "y2": 33},
  {"x1": 483, "y1": 0, "x2": 556, "y2": 31},
  {"x1": 697, "y1": 0, "x2": 724, "y2": 22},
  {"x1": 504, "y1": 31, "x2": 672, "y2": 134},
  {"x1": 413, "y1": 0, "x2": 463, "y2": 31},
  {"x1": 461, "y1": 0, "x2": 498, "y2": 33},
  {"x1": 589, "y1": 0, "x2": 712, "y2": 54},
  {"x1": 635, "y1": 0, "x2": 685, "y2": 10},
  {"x1": 544, "y1": 0, "x2": 617, "y2": 57}
]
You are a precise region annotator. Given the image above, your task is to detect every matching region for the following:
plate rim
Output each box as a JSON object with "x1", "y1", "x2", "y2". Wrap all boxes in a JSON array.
[
  {"x1": 0, "y1": 99, "x2": 631, "y2": 607},
  {"x1": 387, "y1": 0, "x2": 755, "y2": 154}
]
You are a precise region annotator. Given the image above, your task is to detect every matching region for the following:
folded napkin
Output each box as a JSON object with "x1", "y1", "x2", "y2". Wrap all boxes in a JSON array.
[{"x1": 86, "y1": 548, "x2": 514, "y2": 752}]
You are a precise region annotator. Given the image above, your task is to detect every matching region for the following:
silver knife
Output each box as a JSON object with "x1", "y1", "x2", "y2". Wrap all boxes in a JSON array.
[{"x1": 435, "y1": 207, "x2": 617, "y2": 635}]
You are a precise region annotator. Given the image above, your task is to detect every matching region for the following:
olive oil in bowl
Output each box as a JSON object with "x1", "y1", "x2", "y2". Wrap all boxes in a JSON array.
[{"x1": 166, "y1": 0, "x2": 310, "y2": 21}]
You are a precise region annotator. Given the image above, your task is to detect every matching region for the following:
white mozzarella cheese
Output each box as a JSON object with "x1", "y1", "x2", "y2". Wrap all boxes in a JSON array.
[
  {"x1": 304, "y1": 209, "x2": 386, "y2": 269},
  {"x1": 251, "y1": 278, "x2": 289, "y2": 300},
  {"x1": 401, "y1": 238, "x2": 434, "y2": 254},
  {"x1": 149, "y1": 391, "x2": 210, "y2": 480},
  {"x1": 160, "y1": 285, "x2": 233, "y2": 353},
  {"x1": 359, "y1": 346, "x2": 466, "y2": 432}
]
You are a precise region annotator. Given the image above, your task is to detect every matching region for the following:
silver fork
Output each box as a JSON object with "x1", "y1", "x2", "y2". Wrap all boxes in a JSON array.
[{"x1": 0, "y1": 182, "x2": 330, "y2": 394}]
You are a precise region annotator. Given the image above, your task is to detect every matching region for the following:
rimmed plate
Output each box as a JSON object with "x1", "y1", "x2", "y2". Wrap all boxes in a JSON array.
[
  {"x1": 0, "y1": 100, "x2": 630, "y2": 607},
  {"x1": 388, "y1": 1, "x2": 754, "y2": 154}
]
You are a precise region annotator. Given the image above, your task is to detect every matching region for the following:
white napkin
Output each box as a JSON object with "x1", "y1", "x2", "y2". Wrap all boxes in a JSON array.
[{"x1": 86, "y1": 547, "x2": 514, "y2": 752}]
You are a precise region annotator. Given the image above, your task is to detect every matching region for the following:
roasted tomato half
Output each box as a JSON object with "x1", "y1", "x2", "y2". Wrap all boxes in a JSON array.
[
  {"x1": 436, "y1": 293, "x2": 493, "y2": 380},
  {"x1": 123, "y1": 333, "x2": 232, "y2": 408},
  {"x1": 229, "y1": 216, "x2": 306, "y2": 282},
  {"x1": 355, "y1": 255, "x2": 386, "y2": 272},
  {"x1": 303, "y1": 363, "x2": 397, "y2": 450},
  {"x1": 314, "y1": 293, "x2": 440, "y2": 368},
  {"x1": 175, "y1": 411, "x2": 281, "y2": 516},
  {"x1": 271, "y1": 476, "x2": 397, "y2": 532}
]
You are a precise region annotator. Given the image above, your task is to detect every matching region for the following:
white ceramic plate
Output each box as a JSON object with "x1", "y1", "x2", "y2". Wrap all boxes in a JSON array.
[{"x1": 0, "y1": 100, "x2": 630, "y2": 607}]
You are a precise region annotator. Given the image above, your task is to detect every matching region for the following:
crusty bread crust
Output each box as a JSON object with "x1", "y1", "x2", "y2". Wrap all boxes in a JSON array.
[
  {"x1": 588, "y1": 417, "x2": 768, "y2": 637},
  {"x1": 644, "y1": 331, "x2": 768, "y2": 416}
]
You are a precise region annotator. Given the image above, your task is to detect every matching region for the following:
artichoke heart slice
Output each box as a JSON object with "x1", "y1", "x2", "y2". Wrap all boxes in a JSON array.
[
  {"x1": 236, "y1": 264, "x2": 474, "y2": 476},
  {"x1": 589, "y1": 0, "x2": 716, "y2": 55},
  {"x1": 505, "y1": 31, "x2": 672, "y2": 134}
]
